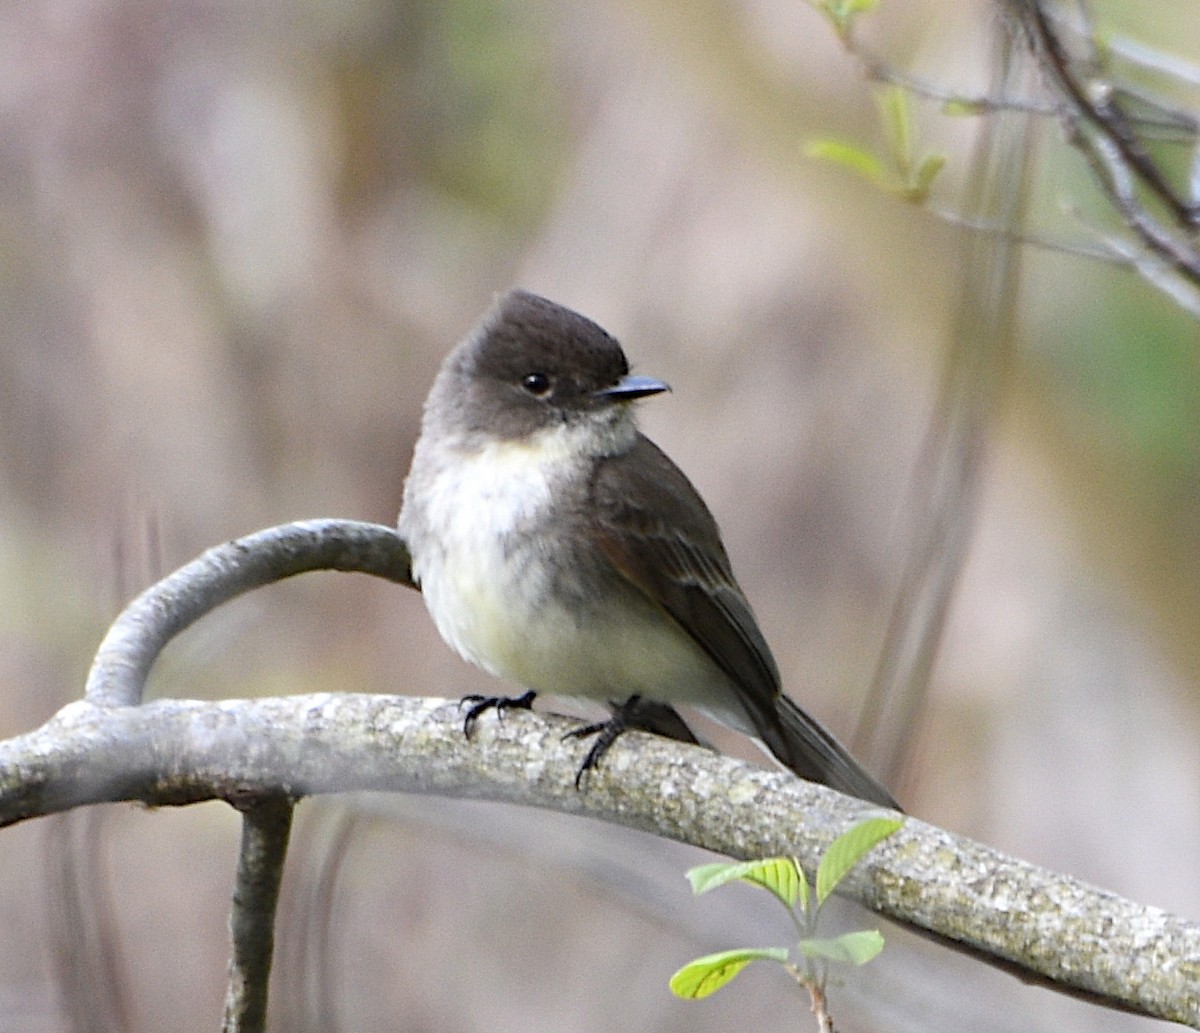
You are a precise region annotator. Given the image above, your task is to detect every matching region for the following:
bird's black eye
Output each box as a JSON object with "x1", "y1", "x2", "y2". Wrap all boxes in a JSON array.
[{"x1": 521, "y1": 371, "x2": 552, "y2": 396}]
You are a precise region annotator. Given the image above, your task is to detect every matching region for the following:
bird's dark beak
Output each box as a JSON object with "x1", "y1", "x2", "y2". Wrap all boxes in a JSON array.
[{"x1": 594, "y1": 374, "x2": 670, "y2": 401}]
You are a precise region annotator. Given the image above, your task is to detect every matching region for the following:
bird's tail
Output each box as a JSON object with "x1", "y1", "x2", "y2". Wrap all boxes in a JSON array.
[{"x1": 773, "y1": 694, "x2": 901, "y2": 810}]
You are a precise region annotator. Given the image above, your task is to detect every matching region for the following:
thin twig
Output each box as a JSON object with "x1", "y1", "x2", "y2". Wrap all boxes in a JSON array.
[
  {"x1": 854, "y1": 48, "x2": 1056, "y2": 116},
  {"x1": 829, "y1": 0, "x2": 1200, "y2": 307},
  {"x1": 221, "y1": 795, "x2": 295, "y2": 1033},
  {"x1": 1012, "y1": 0, "x2": 1200, "y2": 228},
  {"x1": 1067, "y1": 114, "x2": 1200, "y2": 279},
  {"x1": 1105, "y1": 31, "x2": 1200, "y2": 88},
  {"x1": 856, "y1": 15, "x2": 1032, "y2": 784},
  {"x1": 84, "y1": 520, "x2": 413, "y2": 708}
]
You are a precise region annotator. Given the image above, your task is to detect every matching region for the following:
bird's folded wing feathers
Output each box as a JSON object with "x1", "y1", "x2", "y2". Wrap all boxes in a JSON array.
[
  {"x1": 589, "y1": 435, "x2": 785, "y2": 747},
  {"x1": 591, "y1": 434, "x2": 900, "y2": 810}
]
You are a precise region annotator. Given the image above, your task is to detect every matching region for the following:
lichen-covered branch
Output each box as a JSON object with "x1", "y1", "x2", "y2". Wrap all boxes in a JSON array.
[
  {"x1": 0, "y1": 694, "x2": 1197, "y2": 1024},
  {"x1": 1, "y1": 516, "x2": 1194, "y2": 1025}
]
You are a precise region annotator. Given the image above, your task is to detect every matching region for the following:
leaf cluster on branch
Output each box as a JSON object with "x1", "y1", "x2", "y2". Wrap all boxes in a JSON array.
[{"x1": 810, "y1": 0, "x2": 1200, "y2": 315}]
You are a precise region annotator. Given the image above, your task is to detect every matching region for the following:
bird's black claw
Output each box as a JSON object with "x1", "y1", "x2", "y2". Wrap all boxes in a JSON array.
[
  {"x1": 563, "y1": 695, "x2": 645, "y2": 788},
  {"x1": 459, "y1": 690, "x2": 536, "y2": 738}
]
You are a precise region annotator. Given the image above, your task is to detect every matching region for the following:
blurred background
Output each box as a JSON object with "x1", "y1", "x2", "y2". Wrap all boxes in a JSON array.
[{"x1": 1, "y1": 1, "x2": 1198, "y2": 1030}]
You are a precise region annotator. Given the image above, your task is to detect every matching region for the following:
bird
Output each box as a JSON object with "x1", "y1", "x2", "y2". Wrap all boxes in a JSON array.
[{"x1": 398, "y1": 288, "x2": 899, "y2": 809}]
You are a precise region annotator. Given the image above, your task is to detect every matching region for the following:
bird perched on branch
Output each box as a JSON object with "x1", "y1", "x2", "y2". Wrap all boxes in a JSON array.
[{"x1": 400, "y1": 289, "x2": 899, "y2": 810}]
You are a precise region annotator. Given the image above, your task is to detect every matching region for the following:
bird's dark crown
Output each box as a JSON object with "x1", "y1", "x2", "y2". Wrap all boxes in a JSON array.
[
  {"x1": 468, "y1": 289, "x2": 630, "y2": 399},
  {"x1": 431, "y1": 289, "x2": 643, "y2": 442}
]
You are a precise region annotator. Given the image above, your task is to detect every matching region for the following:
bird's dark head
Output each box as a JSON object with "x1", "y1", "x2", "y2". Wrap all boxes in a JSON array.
[{"x1": 428, "y1": 289, "x2": 669, "y2": 447}]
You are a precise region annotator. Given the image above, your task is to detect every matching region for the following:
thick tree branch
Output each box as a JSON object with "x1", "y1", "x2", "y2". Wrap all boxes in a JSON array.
[
  {"x1": 3, "y1": 517, "x2": 1196, "y2": 1025},
  {"x1": 0, "y1": 694, "x2": 1197, "y2": 1024}
]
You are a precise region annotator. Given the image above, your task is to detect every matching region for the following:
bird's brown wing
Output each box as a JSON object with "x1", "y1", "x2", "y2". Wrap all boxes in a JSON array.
[
  {"x1": 589, "y1": 435, "x2": 787, "y2": 755},
  {"x1": 591, "y1": 434, "x2": 899, "y2": 809}
]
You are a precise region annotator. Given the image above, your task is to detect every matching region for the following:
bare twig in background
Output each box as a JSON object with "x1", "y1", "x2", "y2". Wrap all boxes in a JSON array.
[
  {"x1": 1004, "y1": 0, "x2": 1200, "y2": 297},
  {"x1": 857, "y1": 17, "x2": 1033, "y2": 786},
  {"x1": 834, "y1": 0, "x2": 1200, "y2": 312},
  {"x1": 1014, "y1": 0, "x2": 1199, "y2": 228}
]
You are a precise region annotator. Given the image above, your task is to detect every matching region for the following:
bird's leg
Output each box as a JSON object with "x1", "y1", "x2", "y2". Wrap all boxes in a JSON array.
[
  {"x1": 460, "y1": 689, "x2": 537, "y2": 738},
  {"x1": 564, "y1": 697, "x2": 639, "y2": 788},
  {"x1": 565, "y1": 694, "x2": 702, "y2": 787}
]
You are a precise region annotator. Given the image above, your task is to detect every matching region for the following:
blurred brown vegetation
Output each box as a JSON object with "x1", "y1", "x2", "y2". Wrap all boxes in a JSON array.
[{"x1": 0, "y1": 1, "x2": 1197, "y2": 1031}]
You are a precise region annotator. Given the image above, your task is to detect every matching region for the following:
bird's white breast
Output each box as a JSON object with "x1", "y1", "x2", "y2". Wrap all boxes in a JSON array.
[
  {"x1": 400, "y1": 419, "x2": 745, "y2": 723},
  {"x1": 402, "y1": 427, "x2": 582, "y2": 687}
]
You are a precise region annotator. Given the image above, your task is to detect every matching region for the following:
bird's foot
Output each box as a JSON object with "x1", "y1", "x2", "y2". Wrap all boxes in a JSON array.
[
  {"x1": 563, "y1": 717, "x2": 626, "y2": 788},
  {"x1": 564, "y1": 694, "x2": 691, "y2": 788},
  {"x1": 459, "y1": 690, "x2": 537, "y2": 738}
]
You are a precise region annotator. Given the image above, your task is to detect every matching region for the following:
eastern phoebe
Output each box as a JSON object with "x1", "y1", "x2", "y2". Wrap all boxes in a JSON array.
[{"x1": 399, "y1": 289, "x2": 898, "y2": 809}]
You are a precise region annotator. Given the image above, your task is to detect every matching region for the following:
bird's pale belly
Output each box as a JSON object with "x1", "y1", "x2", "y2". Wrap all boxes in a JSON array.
[
  {"x1": 403, "y1": 433, "x2": 750, "y2": 728},
  {"x1": 418, "y1": 539, "x2": 726, "y2": 708}
]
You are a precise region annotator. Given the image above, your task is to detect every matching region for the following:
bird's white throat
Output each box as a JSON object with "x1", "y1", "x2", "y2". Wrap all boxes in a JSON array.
[
  {"x1": 407, "y1": 413, "x2": 632, "y2": 542},
  {"x1": 401, "y1": 415, "x2": 633, "y2": 686}
]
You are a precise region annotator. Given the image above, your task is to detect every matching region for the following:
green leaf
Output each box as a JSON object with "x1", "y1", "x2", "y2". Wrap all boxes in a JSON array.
[
  {"x1": 820, "y1": 0, "x2": 880, "y2": 36},
  {"x1": 901, "y1": 153, "x2": 945, "y2": 203},
  {"x1": 796, "y1": 863, "x2": 810, "y2": 912},
  {"x1": 915, "y1": 153, "x2": 945, "y2": 190},
  {"x1": 686, "y1": 862, "x2": 739, "y2": 894},
  {"x1": 797, "y1": 930, "x2": 885, "y2": 966},
  {"x1": 686, "y1": 858, "x2": 801, "y2": 908},
  {"x1": 670, "y1": 947, "x2": 791, "y2": 999},
  {"x1": 816, "y1": 817, "x2": 904, "y2": 905},
  {"x1": 879, "y1": 86, "x2": 914, "y2": 172},
  {"x1": 805, "y1": 139, "x2": 888, "y2": 186}
]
